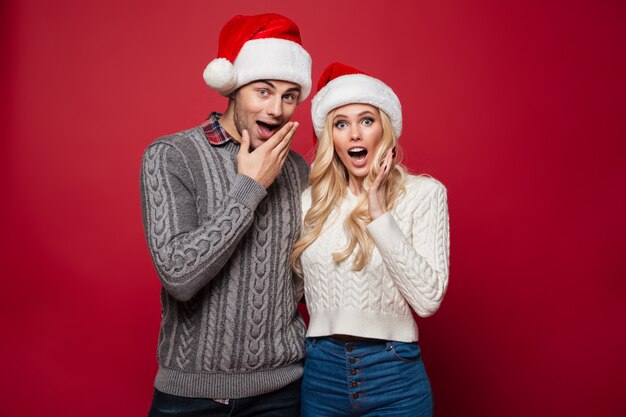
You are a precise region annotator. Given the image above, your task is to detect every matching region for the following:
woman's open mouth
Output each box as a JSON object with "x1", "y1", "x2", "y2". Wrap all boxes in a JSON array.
[{"x1": 348, "y1": 147, "x2": 368, "y2": 165}]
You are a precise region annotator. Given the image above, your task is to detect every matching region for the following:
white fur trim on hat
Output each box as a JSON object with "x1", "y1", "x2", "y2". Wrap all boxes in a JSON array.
[
  {"x1": 311, "y1": 74, "x2": 402, "y2": 139},
  {"x1": 206, "y1": 38, "x2": 312, "y2": 102}
]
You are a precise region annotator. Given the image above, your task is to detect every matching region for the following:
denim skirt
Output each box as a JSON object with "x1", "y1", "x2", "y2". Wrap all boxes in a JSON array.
[{"x1": 301, "y1": 337, "x2": 433, "y2": 417}]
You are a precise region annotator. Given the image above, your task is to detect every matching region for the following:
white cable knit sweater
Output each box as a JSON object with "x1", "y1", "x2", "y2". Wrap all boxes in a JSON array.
[{"x1": 300, "y1": 175, "x2": 450, "y2": 342}]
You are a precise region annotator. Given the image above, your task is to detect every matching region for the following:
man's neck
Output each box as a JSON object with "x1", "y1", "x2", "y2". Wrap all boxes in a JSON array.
[{"x1": 218, "y1": 103, "x2": 241, "y2": 143}]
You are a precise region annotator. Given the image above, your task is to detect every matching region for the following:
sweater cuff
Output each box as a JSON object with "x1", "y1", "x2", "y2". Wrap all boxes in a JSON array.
[
  {"x1": 367, "y1": 212, "x2": 404, "y2": 253},
  {"x1": 227, "y1": 174, "x2": 267, "y2": 211}
]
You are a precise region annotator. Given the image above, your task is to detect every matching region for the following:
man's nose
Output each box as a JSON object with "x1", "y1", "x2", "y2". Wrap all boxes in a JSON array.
[{"x1": 266, "y1": 96, "x2": 283, "y2": 118}]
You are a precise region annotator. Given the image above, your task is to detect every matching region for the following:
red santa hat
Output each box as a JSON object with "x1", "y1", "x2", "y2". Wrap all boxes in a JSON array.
[
  {"x1": 311, "y1": 62, "x2": 402, "y2": 139},
  {"x1": 203, "y1": 13, "x2": 312, "y2": 102}
]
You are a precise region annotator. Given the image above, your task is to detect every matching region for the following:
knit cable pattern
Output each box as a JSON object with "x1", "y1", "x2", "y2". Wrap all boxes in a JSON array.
[
  {"x1": 369, "y1": 180, "x2": 449, "y2": 317},
  {"x1": 140, "y1": 125, "x2": 308, "y2": 398},
  {"x1": 142, "y1": 139, "x2": 254, "y2": 302},
  {"x1": 301, "y1": 175, "x2": 450, "y2": 342}
]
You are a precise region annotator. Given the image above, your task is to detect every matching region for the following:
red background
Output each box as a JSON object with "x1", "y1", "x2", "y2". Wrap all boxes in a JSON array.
[{"x1": 2, "y1": 1, "x2": 625, "y2": 416}]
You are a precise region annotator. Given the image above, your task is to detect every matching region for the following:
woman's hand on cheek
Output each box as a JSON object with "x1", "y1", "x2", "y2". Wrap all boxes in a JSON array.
[{"x1": 368, "y1": 149, "x2": 394, "y2": 220}]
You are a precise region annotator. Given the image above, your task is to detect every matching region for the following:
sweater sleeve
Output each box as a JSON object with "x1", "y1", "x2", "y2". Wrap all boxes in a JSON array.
[
  {"x1": 140, "y1": 141, "x2": 267, "y2": 301},
  {"x1": 292, "y1": 186, "x2": 313, "y2": 302},
  {"x1": 366, "y1": 178, "x2": 450, "y2": 317}
]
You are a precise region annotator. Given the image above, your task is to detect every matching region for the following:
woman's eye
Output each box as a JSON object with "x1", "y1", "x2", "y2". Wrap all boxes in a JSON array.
[
  {"x1": 335, "y1": 121, "x2": 347, "y2": 129},
  {"x1": 362, "y1": 118, "x2": 374, "y2": 126}
]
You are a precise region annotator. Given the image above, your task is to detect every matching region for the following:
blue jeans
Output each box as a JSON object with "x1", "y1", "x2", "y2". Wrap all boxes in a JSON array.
[
  {"x1": 147, "y1": 379, "x2": 301, "y2": 417},
  {"x1": 301, "y1": 337, "x2": 433, "y2": 417}
]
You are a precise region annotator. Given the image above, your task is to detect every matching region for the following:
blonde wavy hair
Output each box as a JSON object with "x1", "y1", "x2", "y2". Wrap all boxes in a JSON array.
[{"x1": 291, "y1": 108, "x2": 406, "y2": 274}]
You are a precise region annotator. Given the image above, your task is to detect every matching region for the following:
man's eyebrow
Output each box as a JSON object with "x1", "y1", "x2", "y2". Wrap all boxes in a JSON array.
[
  {"x1": 256, "y1": 80, "x2": 275, "y2": 89},
  {"x1": 256, "y1": 80, "x2": 300, "y2": 94},
  {"x1": 284, "y1": 86, "x2": 301, "y2": 94}
]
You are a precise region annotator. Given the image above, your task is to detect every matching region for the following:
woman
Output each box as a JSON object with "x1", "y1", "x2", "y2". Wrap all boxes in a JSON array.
[{"x1": 291, "y1": 62, "x2": 450, "y2": 417}]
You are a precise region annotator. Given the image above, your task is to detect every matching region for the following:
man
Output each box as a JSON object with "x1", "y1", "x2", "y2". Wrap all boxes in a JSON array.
[{"x1": 140, "y1": 13, "x2": 312, "y2": 416}]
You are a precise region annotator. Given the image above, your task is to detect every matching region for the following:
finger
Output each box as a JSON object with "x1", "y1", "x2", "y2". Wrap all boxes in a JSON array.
[
  {"x1": 370, "y1": 164, "x2": 386, "y2": 192},
  {"x1": 238, "y1": 129, "x2": 251, "y2": 154},
  {"x1": 381, "y1": 150, "x2": 393, "y2": 176},
  {"x1": 371, "y1": 150, "x2": 393, "y2": 190},
  {"x1": 276, "y1": 122, "x2": 298, "y2": 159},
  {"x1": 380, "y1": 153, "x2": 393, "y2": 192},
  {"x1": 263, "y1": 121, "x2": 294, "y2": 149},
  {"x1": 380, "y1": 150, "x2": 393, "y2": 173},
  {"x1": 274, "y1": 126, "x2": 298, "y2": 168}
]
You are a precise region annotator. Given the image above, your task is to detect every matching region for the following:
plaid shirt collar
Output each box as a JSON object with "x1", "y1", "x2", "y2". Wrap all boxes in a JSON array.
[{"x1": 201, "y1": 112, "x2": 234, "y2": 146}]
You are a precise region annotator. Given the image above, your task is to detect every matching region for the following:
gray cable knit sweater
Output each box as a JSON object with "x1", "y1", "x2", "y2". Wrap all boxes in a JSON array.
[{"x1": 140, "y1": 117, "x2": 309, "y2": 399}]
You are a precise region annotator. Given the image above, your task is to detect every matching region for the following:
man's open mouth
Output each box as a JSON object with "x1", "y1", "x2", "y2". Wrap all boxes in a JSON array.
[{"x1": 256, "y1": 121, "x2": 279, "y2": 139}]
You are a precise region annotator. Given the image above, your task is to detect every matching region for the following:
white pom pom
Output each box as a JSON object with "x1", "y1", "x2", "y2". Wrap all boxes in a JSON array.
[{"x1": 203, "y1": 58, "x2": 237, "y2": 93}]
